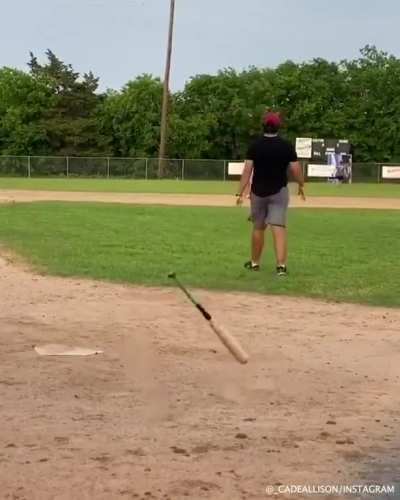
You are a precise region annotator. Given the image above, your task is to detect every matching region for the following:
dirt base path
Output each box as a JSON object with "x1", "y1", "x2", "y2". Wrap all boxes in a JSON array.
[
  {"x1": 1, "y1": 254, "x2": 399, "y2": 499},
  {"x1": 0, "y1": 189, "x2": 400, "y2": 209}
]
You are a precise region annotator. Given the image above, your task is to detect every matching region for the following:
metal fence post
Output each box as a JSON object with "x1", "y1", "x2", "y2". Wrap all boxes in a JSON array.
[
  {"x1": 66, "y1": 156, "x2": 69, "y2": 177},
  {"x1": 377, "y1": 163, "x2": 381, "y2": 183},
  {"x1": 27, "y1": 156, "x2": 31, "y2": 177},
  {"x1": 107, "y1": 157, "x2": 110, "y2": 178},
  {"x1": 145, "y1": 159, "x2": 148, "y2": 180},
  {"x1": 223, "y1": 160, "x2": 227, "y2": 181},
  {"x1": 182, "y1": 159, "x2": 185, "y2": 180}
]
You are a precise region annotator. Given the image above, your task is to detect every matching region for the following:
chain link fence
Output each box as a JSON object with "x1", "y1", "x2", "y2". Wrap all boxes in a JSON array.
[
  {"x1": 351, "y1": 163, "x2": 382, "y2": 183},
  {"x1": 0, "y1": 155, "x2": 399, "y2": 183},
  {"x1": 0, "y1": 156, "x2": 228, "y2": 180}
]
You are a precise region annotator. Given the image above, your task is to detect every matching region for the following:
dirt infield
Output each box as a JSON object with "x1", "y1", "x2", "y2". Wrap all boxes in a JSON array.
[
  {"x1": 1, "y1": 253, "x2": 400, "y2": 499},
  {"x1": 0, "y1": 189, "x2": 400, "y2": 209}
]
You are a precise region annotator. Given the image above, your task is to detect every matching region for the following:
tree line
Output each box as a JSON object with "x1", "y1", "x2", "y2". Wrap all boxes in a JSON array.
[{"x1": 0, "y1": 46, "x2": 399, "y2": 162}]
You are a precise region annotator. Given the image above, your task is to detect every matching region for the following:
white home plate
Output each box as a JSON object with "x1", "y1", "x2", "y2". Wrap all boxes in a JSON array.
[{"x1": 35, "y1": 344, "x2": 103, "y2": 356}]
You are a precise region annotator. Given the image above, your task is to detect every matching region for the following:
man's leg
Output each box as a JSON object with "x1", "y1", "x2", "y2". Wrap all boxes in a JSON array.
[
  {"x1": 245, "y1": 193, "x2": 267, "y2": 270},
  {"x1": 251, "y1": 225, "x2": 267, "y2": 266},
  {"x1": 270, "y1": 225, "x2": 287, "y2": 266},
  {"x1": 266, "y1": 187, "x2": 289, "y2": 273}
]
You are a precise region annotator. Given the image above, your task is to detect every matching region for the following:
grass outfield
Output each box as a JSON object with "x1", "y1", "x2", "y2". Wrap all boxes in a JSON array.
[
  {"x1": 0, "y1": 177, "x2": 399, "y2": 198},
  {"x1": 0, "y1": 202, "x2": 398, "y2": 307}
]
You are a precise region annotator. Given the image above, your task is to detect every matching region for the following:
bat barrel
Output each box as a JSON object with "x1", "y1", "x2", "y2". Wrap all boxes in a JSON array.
[{"x1": 210, "y1": 320, "x2": 249, "y2": 365}]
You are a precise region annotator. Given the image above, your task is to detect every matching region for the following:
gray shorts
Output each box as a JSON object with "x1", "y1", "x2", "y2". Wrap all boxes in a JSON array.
[{"x1": 250, "y1": 187, "x2": 289, "y2": 229}]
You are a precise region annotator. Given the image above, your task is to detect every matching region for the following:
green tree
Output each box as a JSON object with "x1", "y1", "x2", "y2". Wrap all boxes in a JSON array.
[
  {"x1": 97, "y1": 74, "x2": 163, "y2": 157},
  {"x1": 173, "y1": 68, "x2": 276, "y2": 160},
  {"x1": 272, "y1": 58, "x2": 347, "y2": 141},
  {"x1": 342, "y1": 46, "x2": 400, "y2": 162},
  {"x1": 28, "y1": 50, "x2": 106, "y2": 155},
  {"x1": 0, "y1": 67, "x2": 53, "y2": 154}
]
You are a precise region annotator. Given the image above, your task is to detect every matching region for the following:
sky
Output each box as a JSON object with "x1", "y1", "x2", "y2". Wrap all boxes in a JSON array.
[{"x1": 2, "y1": 0, "x2": 400, "y2": 91}]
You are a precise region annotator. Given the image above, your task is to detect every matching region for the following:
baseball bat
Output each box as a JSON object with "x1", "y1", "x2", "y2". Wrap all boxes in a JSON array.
[{"x1": 168, "y1": 272, "x2": 249, "y2": 364}]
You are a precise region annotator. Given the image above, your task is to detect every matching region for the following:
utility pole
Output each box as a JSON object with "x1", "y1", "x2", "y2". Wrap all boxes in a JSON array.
[{"x1": 158, "y1": 0, "x2": 176, "y2": 177}]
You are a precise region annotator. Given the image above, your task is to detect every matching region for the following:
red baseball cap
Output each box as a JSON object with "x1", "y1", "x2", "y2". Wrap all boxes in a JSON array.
[{"x1": 263, "y1": 111, "x2": 282, "y2": 127}]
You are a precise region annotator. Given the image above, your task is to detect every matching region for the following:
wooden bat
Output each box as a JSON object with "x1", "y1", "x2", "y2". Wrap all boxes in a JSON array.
[
  {"x1": 208, "y1": 320, "x2": 249, "y2": 365},
  {"x1": 168, "y1": 272, "x2": 249, "y2": 364}
]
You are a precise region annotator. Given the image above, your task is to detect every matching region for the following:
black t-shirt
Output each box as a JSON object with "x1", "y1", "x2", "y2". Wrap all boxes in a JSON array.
[{"x1": 246, "y1": 135, "x2": 298, "y2": 197}]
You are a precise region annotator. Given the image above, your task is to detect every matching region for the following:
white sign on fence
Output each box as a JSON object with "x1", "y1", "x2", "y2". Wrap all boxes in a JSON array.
[
  {"x1": 296, "y1": 138, "x2": 313, "y2": 159},
  {"x1": 228, "y1": 162, "x2": 245, "y2": 176},
  {"x1": 308, "y1": 164, "x2": 337, "y2": 178},
  {"x1": 382, "y1": 166, "x2": 400, "y2": 179}
]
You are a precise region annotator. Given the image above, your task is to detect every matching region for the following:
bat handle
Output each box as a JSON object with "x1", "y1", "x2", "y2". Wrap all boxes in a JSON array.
[{"x1": 196, "y1": 303, "x2": 212, "y2": 321}]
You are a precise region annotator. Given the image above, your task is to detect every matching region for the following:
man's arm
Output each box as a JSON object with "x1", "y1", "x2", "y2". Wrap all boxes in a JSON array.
[
  {"x1": 289, "y1": 161, "x2": 306, "y2": 200},
  {"x1": 236, "y1": 160, "x2": 254, "y2": 205}
]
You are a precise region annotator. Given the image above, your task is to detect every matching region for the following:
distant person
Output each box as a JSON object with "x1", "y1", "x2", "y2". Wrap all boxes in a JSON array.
[{"x1": 236, "y1": 111, "x2": 305, "y2": 276}]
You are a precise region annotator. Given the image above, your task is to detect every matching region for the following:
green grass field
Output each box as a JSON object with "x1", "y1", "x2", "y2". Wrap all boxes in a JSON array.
[
  {"x1": 0, "y1": 177, "x2": 399, "y2": 198},
  {"x1": 0, "y1": 202, "x2": 398, "y2": 307}
]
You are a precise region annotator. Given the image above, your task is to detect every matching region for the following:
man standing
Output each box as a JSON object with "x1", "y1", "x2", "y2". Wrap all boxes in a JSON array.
[{"x1": 236, "y1": 111, "x2": 305, "y2": 276}]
